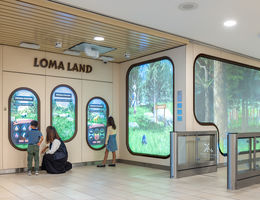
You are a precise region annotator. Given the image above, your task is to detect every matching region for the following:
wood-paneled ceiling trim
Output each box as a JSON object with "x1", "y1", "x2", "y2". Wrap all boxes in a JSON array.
[
  {"x1": 0, "y1": 0, "x2": 189, "y2": 63},
  {"x1": 18, "y1": 0, "x2": 189, "y2": 44}
]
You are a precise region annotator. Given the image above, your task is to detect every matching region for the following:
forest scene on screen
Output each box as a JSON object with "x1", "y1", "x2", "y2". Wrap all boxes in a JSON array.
[
  {"x1": 52, "y1": 86, "x2": 76, "y2": 141},
  {"x1": 10, "y1": 89, "x2": 38, "y2": 149},
  {"x1": 87, "y1": 98, "x2": 108, "y2": 149},
  {"x1": 195, "y1": 56, "x2": 260, "y2": 154},
  {"x1": 128, "y1": 59, "x2": 173, "y2": 157}
]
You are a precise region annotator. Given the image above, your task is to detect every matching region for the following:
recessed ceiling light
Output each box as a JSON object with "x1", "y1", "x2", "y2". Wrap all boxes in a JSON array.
[
  {"x1": 178, "y1": 2, "x2": 198, "y2": 11},
  {"x1": 20, "y1": 42, "x2": 40, "y2": 49},
  {"x1": 224, "y1": 20, "x2": 237, "y2": 27},
  {"x1": 94, "y1": 36, "x2": 104, "y2": 41}
]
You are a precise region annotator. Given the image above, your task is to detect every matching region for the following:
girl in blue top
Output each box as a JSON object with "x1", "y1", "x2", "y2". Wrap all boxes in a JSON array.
[{"x1": 97, "y1": 116, "x2": 118, "y2": 167}]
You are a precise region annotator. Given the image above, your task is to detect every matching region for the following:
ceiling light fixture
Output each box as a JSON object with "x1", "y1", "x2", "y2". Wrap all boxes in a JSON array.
[
  {"x1": 20, "y1": 42, "x2": 40, "y2": 49},
  {"x1": 178, "y1": 2, "x2": 198, "y2": 11},
  {"x1": 84, "y1": 47, "x2": 100, "y2": 59},
  {"x1": 224, "y1": 20, "x2": 237, "y2": 27},
  {"x1": 64, "y1": 50, "x2": 80, "y2": 56},
  {"x1": 94, "y1": 36, "x2": 104, "y2": 41}
]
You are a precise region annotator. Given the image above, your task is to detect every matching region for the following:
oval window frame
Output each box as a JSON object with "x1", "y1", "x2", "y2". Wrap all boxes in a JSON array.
[
  {"x1": 86, "y1": 96, "x2": 109, "y2": 150},
  {"x1": 8, "y1": 87, "x2": 41, "y2": 151},
  {"x1": 50, "y1": 84, "x2": 78, "y2": 143}
]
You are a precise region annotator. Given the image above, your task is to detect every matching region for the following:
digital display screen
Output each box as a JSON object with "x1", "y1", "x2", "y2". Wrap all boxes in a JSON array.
[
  {"x1": 127, "y1": 58, "x2": 174, "y2": 157},
  {"x1": 51, "y1": 86, "x2": 77, "y2": 141},
  {"x1": 9, "y1": 89, "x2": 39, "y2": 150},
  {"x1": 87, "y1": 98, "x2": 108, "y2": 149},
  {"x1": 195, "y1": 56, "x2": 260, "y2": 155}
]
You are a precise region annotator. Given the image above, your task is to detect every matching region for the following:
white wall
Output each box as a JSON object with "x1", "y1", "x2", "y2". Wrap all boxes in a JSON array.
[
  {"x1": 0, "y1": 45, "x2": 120, "y2": 170},
  {"x1": 118, "y1": 43, "x2": 260, "y2": 166},
  {"x1": 1, "y1": 42, "x2": 260, "y2": 170}
]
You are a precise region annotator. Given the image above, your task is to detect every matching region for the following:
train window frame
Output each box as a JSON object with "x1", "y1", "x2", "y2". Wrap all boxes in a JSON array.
[
  {"x1": 126, "y1": 56, "x2": 174, "y2": 159},
  {"x1": 86, "y1": 96, "x2": 110, "y2": 150},
  {"x1": 8, "y1": 87, "x2": 41, "y2": 151},
  {"x1": 193, "y1": 54, "x2": 260, "y2": 156},
  {"x1": 50, "y1": 84, "x2": 78, "y2": 143}
]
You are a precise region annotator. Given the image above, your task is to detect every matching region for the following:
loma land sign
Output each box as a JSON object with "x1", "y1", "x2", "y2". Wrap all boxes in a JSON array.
[{"x1": 33, "y1": 58, "x2": 92, "y2": 73}]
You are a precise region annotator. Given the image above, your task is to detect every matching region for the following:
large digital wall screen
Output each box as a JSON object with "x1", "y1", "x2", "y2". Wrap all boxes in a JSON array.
[
  {"x1": 127, "y1": 57, "x2": 174, "y2": 158},
  {"x1": 51, "y1": 85, "x2": 77, "y2": 142},
  {"x1": 9, "y1": 88, "x2": 40, "y2": 150},
  {"x1": 87, "y1": 97, "x2": 109, "y2": 150},
  {"x1": 194, "y1": 55, "x2": 260, "y2": 155}
]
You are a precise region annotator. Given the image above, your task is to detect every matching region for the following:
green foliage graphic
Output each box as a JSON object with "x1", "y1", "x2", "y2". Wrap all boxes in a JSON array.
[{"x1": 128, "y1": 59, "x2": 173, "y2": 156}]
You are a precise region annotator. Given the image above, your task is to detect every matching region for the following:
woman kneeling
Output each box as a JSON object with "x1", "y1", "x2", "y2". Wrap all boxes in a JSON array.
[{"x1": 41, "y1": 126, "x2": 72, "y2": 174}]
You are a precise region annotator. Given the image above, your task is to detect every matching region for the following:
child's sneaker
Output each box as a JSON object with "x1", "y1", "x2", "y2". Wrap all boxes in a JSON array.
[
  {"x1": 35, "y1": 171, "x2": 39, "y2": 176},
  {"x1": 28, "y1": 171, "x2": 32, "y2": 176}
]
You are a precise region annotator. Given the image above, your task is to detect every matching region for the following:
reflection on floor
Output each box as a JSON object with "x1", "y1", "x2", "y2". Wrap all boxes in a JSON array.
[{"x1": 0, "y1": 164, "x2": 259, "y2": 200}]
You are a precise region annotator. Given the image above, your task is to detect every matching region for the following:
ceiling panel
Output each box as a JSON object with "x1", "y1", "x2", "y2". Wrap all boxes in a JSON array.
[{"x1": 0, "y1": 0, "x2": 188, "y2": 63}]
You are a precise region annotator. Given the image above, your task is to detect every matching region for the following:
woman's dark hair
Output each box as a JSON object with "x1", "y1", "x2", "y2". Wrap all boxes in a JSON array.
[
  {"x1": 107, "y1": 116, "x2": 116, "y2": 130},
  {"x1": 46, "y1": 126, "x2": 60, "y2": 143}
]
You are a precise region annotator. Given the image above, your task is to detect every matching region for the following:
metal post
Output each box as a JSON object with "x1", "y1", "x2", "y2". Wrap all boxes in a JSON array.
[
  {"x1": 170, "y1": 131, "x2": 174, "y2": 178},
  {"x1": 227, "y1": 133, "x2": 237, "y2": 190},
  {"x1": 253, "y1": 137, "x2": 256, "y2": 170}
]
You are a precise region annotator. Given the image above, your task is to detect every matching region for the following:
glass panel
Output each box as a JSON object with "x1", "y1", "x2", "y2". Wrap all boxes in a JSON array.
[
  {"x1": 87, "y1": 97, "x2": 109, "y2": 150},
  {"x1": 127, "y1": 58, "x2": 174, "y2": 157},
  {"x1": 237, "y1": 138, "x2": 252, "y2": 173},
  {"x1": 9, "y1": 88, "x2": 39, "y2": 150},
  {"x1": 197, "y1": 135, "x2": 216, "y2": 163},
  {"x1": 51, "y1": 85, "x2": 77, "y2": 142},
  {"x1": 195, "y1": 56, "x2": 260, "y2": 155},
  {"x1": 178, "y1": 136, "x2": 196, "y2": 168}
]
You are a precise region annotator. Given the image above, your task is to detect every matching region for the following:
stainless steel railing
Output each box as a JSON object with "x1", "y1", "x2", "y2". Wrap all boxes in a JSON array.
[{"x1": 227, "y1": 132, "x2": 260, "y2": 190}]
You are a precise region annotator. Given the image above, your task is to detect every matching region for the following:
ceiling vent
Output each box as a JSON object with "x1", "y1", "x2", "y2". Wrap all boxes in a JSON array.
[{"x1": 69, "y1": 42, "x2": 116, "y2": 59}]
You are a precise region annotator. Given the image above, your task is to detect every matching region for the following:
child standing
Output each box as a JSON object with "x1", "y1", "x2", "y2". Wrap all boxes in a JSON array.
[
  {"x1": 97, "y1": 116, "x2": 118, "y2": 167},
  {"x1": 26, "y1": 120, "x2": 43, "y2": 176}
]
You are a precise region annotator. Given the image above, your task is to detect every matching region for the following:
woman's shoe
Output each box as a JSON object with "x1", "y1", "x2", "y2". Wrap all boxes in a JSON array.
[
  {"x1": 108, "y1": 164, "x2": 116, "y2": 167},
  {"x1": 97, "y1": 164, "x2": 106, "y2": 167}
]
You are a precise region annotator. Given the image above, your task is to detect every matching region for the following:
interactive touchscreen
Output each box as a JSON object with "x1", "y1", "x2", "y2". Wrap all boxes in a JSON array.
[
  {"x1": 87, "y1": 97, "x2": 109, "y2": 150},
  {"x1": 9, "y1": 88, "x2": 39, "y2": 150},
  {"x1": 51, "y1": 85, "x2": 77, "y2": 142},
  {"x1": 127, "y1": 58, "x2": 174, "y2": 157}
]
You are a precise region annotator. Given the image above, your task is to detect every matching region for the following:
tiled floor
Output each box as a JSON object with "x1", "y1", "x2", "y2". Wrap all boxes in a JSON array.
[{"x1": 0, "y1": 164, "x2": 259, "y2": 200}]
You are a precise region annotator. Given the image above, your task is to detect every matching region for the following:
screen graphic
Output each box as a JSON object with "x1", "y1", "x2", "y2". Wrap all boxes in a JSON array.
[
  {"x1": 87, "y1": 98, "x2": 109, "y2": 150},
  {"x1": 195, "y1": 56, "x2": 260, "y2": 155},
  {"x1": 9, "y1": 89, "x2": 39, "y2": 150},
  {"x1": 127, "y1": 58, "x2": 174, "y2": 157},
  {"x1": 51, "y1": 85, "x2": 77, "y2": 142}
]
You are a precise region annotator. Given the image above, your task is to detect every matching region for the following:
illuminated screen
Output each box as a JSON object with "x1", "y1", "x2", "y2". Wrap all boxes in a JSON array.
[
  {"x1": 9, "y1": 88, "x2": 39, "y2": 150},
  {"x1": 87, "y1": 97, "x2": 109, "y2": 150},
  {"x1": 127, "y1": 58, "x2": 174, "y2": 157},
  {"x1": 51, "y1": 85, "x2": 77, "y2": 142},
  {"x1": 195, "y1": 55, "x2": 260, "y2": 155}
]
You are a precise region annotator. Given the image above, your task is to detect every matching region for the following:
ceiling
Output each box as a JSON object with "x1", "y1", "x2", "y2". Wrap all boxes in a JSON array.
[
  {"x1": 54, "y1": 0, "x2": 260, "y2": 60},
  {"x1": 0, "y1": 0, "x2": 188, "y2": 63}
]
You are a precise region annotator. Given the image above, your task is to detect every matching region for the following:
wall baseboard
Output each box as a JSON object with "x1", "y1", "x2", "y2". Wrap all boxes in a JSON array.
[
  {"x1": 0, "y1": 160, "x2": 227, "y2": 175},
  {"x1": 117, "y1": 159, "x2": 170, "y2": 170},
  {"x1": 217, "y1": 162, "x2": 227, "y2": 168},
  {"x1": 0, "y1": 159, "x2": 114, "y2": 175}
]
